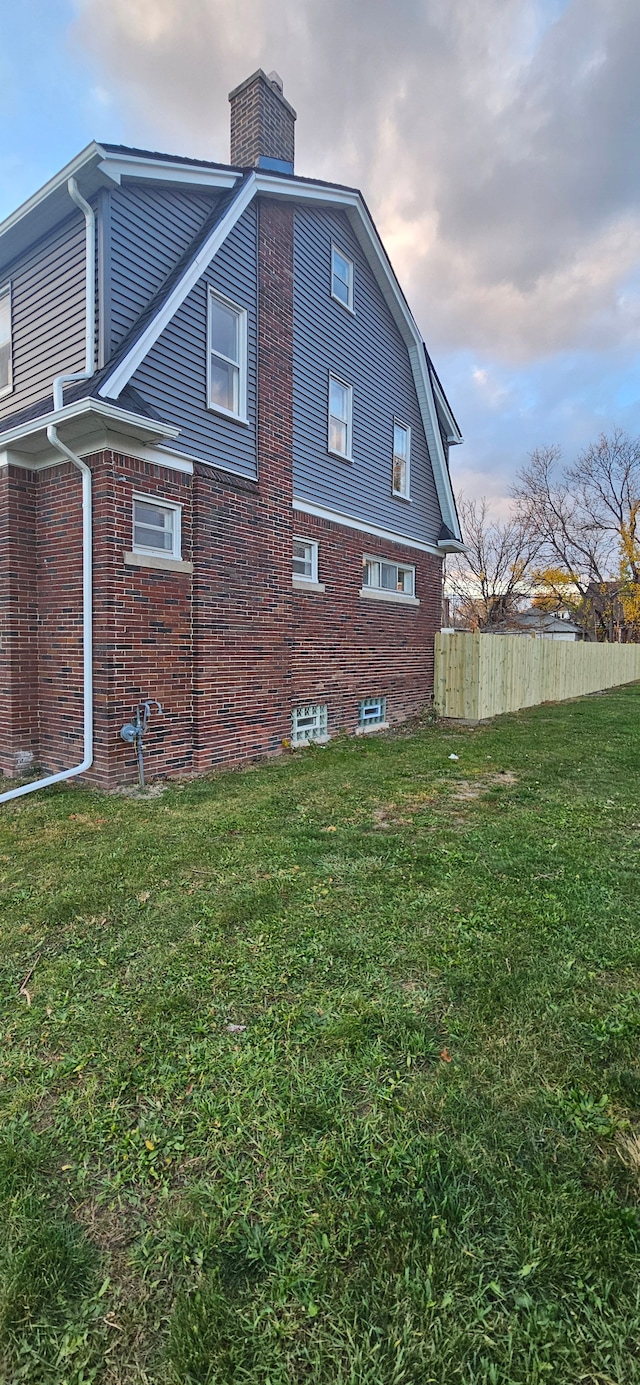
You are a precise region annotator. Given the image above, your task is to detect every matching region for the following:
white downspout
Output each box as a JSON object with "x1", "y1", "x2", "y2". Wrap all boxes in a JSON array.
[{"x1": 0, "y1": 182, "x2": 95, "y2": 805}]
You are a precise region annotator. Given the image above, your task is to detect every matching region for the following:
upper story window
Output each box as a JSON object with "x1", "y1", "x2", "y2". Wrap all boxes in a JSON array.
[
  {"x1": 331, "y1": 245, "x2": 354, "y2": 312},
  {"x1": 293, "y1": 537, "x2": 319, "y2": 583},
  {"x1": 328, "y1": 375, "x2": 353, "y2": 460},
  {"x1": 363, "y1": 556, "x2": 415, "y2": 597},
  {"x1": 0, "y1": 284, "x2": 13, "y2": 398},
  {"x1": 133, "y1": 495, "x2": 182, "y2": 560},
  {"x1": 207, "y1": 288, "x2": 247, "y2": 421},
  {"x1": 392, "y1": 421, "x2": 411, "y2": 499}
]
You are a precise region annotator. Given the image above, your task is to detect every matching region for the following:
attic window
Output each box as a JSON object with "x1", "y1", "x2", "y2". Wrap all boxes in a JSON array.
[
  {"x1": 392, "y1": 421, "x2": 411, "y2": 499},
  {"x1": 0, "y1": 284, "x2": 13, "y2": 398},
  {"x1": 331, "y1": 245, "x2": 354, "y2": 312},
  {"x1": 207, "y1": 288, "x2": 247, "y2": 421}
]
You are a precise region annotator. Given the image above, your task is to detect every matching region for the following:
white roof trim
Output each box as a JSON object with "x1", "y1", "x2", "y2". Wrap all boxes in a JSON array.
[
  {"x1": 0, "y1": 142, "x2": 105, "y2": 243},
  {"x1": 431, "y1": 371, "x2": 463, "y2": 444},
  {"x1": 98, "y1": 154, "x2": 239, "y2": 190},
  {"x1": 96, "y1": 167, "x2": 461, "y2": 542},
  {"x1": 293, "y1": 498, "x2": 443, "y2": 556},
  {"x1": 0, "y1": 397, "x2": 179, "y2": 451}
]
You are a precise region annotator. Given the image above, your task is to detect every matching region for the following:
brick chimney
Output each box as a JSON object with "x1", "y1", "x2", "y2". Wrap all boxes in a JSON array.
[{"x1": 229, "y1": 69, "x2": 296, "y2": 174}]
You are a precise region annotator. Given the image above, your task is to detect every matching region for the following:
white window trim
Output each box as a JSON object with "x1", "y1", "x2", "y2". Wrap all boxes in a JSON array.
[
  {"x1": 328, "y1": 373, "x2": 353, "y2": 461},
  {"x1": 132, "y1": 492, "x2": 182, "y2": 560},
  {"x1": 207, "y1": 286, "x2": 248, "y2": 424},
  {"x1": 293, "y1": 536, "x2": 319, "y2": 582},
  {"x1": 331, "y1": 244, "x2": 354, "y2": 314},
  {"x1": 0, "y1": 282, "x2": 13, "y2": 400},
  {"x1": 360, "y1": 553, "x2": 419, "y2": 606},
  {"x1": 392, "y1": 418, "x2": 411, "y2": 501}
]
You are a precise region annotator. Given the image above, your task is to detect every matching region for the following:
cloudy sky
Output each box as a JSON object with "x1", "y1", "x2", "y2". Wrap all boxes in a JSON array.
[{"x1": 2, "y1": 0, "x2": 640, "y2": 512}]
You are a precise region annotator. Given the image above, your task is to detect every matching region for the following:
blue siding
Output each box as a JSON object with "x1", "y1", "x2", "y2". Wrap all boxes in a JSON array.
[
  {"x1": 293, "y1": 207, "x2": 442, "y2": 546},
  {"x1": 0, "y1": 213, "x2": 86, "y2": 422},
  {"x1": 109, "y1": 185, "x2": 222, "y2": 354},
  {"x1": 130, "y1": 204, "x2": 257, "y2": 477}
]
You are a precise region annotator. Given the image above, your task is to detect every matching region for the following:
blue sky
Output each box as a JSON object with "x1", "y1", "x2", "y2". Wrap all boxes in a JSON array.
[{"x1": 2, "y1": 0, "x2": 639, "y2": 515}]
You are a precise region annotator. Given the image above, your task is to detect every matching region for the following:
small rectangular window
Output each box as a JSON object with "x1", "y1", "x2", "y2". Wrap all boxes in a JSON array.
[
  {"x1": 328, "y1": 375, "x2": 352, "y2": 459},
  {"x1": 331, "y1": 245, "x2": 354, "y2": 312},
  {"x1": 392, "y1": 421, "x2": 411, "y2": 498},
  {"x1": 133, "y1": 496, "x2": 181, "y2": 559},
  {"x1": 358, "y1": 697, "x2": 387, "y2": 728},
  {"x1": 293, "y1": 538, "x2": 319, "y2": 582},
  {"x1": 291, "y1": 704, "x2": 328, "y2": 746},
  {"x1": 362, "y1": 555, "x2": 415, "y2": 597},
  {"x1": 208, "y1": 288, "x2": 247, "y2": 420},
  {"x1": 0, "y1": 284, "x2": 13, "y2": 398}
]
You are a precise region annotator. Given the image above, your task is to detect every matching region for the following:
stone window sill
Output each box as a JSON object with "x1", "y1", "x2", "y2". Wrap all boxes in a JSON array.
[
  {"x1": 124, "y1": 551, "x2": 193, "y2": 574},
  {"x1": 292, "y1": 578, "x2": 326, "y2": 593},
  {"x1": 355, "y1": 721, "x2": 389, "y2": 735},
  {"x1": 358, "y1": 587, "x2": 420, "y2": 607}
]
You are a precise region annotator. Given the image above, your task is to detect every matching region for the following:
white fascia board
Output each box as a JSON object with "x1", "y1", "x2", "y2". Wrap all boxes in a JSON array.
[
  {"x1": 0, "y1": 397, "x2": 179, "y2": 452},
  {"x1": 438, "y1": 538, "x2": 467, "y2": 555},
  {"x1": 95, "y1": 165, "x2": 461, "y2": 543},
  {"x1": 98, "y1": 172, "x2": 257, "y2": 400},
  {"x1": 0, "y1": 143, "x2": 105, "y2": 244},
  {"x1": 431, "y1": 373, "x2": 463, "y2": 444},
  {"x1": 293, "y1": 498, "x2": 443, "y2": 557},
  {"x1": 98, "y1": 155, "x2": 239, "y2": 190}
]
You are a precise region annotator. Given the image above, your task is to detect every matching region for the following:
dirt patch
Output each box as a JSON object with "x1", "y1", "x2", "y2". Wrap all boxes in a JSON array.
[{"x1": 451, "y1": 771, "x2": 518, "y2": 802}]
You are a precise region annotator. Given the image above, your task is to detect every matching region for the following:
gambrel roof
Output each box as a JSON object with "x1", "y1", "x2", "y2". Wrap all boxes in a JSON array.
[{"x1": 0, "y1": 142, "x2": 463, "y2": 546}]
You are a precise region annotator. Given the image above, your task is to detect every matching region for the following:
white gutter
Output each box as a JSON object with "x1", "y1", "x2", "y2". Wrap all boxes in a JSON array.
[
  {"x1": 0, "y1": 180, "x2": 96, "y2": 805},
  {"x1": 52, "y1": 178, "x2": 95, "y2": 410}
]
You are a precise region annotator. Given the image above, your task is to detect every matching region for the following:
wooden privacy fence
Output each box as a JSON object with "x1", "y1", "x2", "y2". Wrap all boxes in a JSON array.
[{"x1": 434, "y1": 631, "x2": 640, "y2": 720}]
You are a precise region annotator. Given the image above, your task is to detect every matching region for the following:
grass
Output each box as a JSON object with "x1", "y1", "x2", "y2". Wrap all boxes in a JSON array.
[{"x1": 1, "y1": 686, "x2": 640, "y2": 1383}]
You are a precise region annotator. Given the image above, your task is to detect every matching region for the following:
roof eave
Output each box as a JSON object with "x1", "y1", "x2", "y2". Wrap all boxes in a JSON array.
[{"x1": 0, "y1": 397, "x2": 179, "y2": 457}]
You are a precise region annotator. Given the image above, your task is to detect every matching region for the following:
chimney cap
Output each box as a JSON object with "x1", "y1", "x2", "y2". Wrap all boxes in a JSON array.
[{"x1": 228, "y1": 68, "x2": 296, "y2": 121}]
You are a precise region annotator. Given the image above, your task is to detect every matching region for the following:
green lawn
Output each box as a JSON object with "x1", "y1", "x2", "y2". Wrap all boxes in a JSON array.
[{"x1": 1, "y1": 687, "x2": 640, "y2": 1384}]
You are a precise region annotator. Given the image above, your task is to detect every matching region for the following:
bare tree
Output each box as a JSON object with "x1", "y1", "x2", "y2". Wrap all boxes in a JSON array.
[
  {"x1": 514, "y1": 429, "x2": 640, "y2": 640},
  {"x1": 446, "y1": 496, "x2": 541, "y2": 631}
]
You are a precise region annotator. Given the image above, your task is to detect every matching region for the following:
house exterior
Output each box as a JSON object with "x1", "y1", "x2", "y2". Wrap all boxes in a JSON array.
[
  {"x1": 491, "y1": 609, "x2": 584, "y2": 641},
  {"x1": 0, "y1": 70, "x2": 463, "y2": 790}
]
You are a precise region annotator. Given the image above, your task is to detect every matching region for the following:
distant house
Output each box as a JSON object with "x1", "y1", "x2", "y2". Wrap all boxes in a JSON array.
[
  {"x1": 0, "y1": 69, "x2": 464, "y2": 788},
  {"x1": 491, "y1": 609, "x2": 584, "y2": 641}
]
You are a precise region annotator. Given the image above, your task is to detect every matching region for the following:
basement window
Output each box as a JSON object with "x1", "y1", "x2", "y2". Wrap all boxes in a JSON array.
[
  {"x1": 0, "y1": 283, "x2": 13, "y2": 397},
  {"x1": 207, "y1": 287, "x2": 247, "y2": 421},
  {"x1": 358, "y1": 697, "x2": 387, "y2": 729},
  {"x1": 291, "y1": 704, "x2": 328, "y2": 746},
  {"x1": 133, "y1": 495, "x2": 181, "y2": 559}
]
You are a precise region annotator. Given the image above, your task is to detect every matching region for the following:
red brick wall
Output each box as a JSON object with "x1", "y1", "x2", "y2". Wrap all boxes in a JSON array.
[
  {"x1": 290, "y1": 510, "x2": 443, "y2": 734},
  {"x1": 35, "y1": 461, "x2": 85, "y2": 774},
  {"x1": 0, "y1": 465, "x2": 39, "y2": 776},
  {"x1": 191, "y1": 196, "x2": 295, "y2": 771}
]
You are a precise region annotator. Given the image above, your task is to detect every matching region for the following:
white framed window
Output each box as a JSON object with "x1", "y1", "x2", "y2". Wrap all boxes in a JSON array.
[
  {"x1": 291, "y1": 704, "x2": 328, "y2": 746},
  {"x1": 328, "y1": 375, "x2": 353, "y2": 460},
  {"x1": 0, "y1": 283, "x2": 13, "y2": 398},
  {"x1": 207, "y1": 287, "x2": 247, "y2": 421},
  {"x1": 358, "y1": 697, "x2": 387, "y2": 729},
  {"x1": 331, "y1": 245, "x2": 354, "y2": 312},
  {"x1": 392, "y1": 420, "x2": 411, "y2": 498},
  {"x1": 293, "y1": 537, "x2": 319, "y2": 583},
  {"x1": 133, "y1": 495, "x2": 182, "y2": 559},
  {"x1": 362, "y1": 555, "x2": 415, "y2": 597}
]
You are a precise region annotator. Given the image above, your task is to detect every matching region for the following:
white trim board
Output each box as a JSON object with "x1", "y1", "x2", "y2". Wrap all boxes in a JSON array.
[{"x1": 292, "y1": 498, "x2": 444, "y2": 556}]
